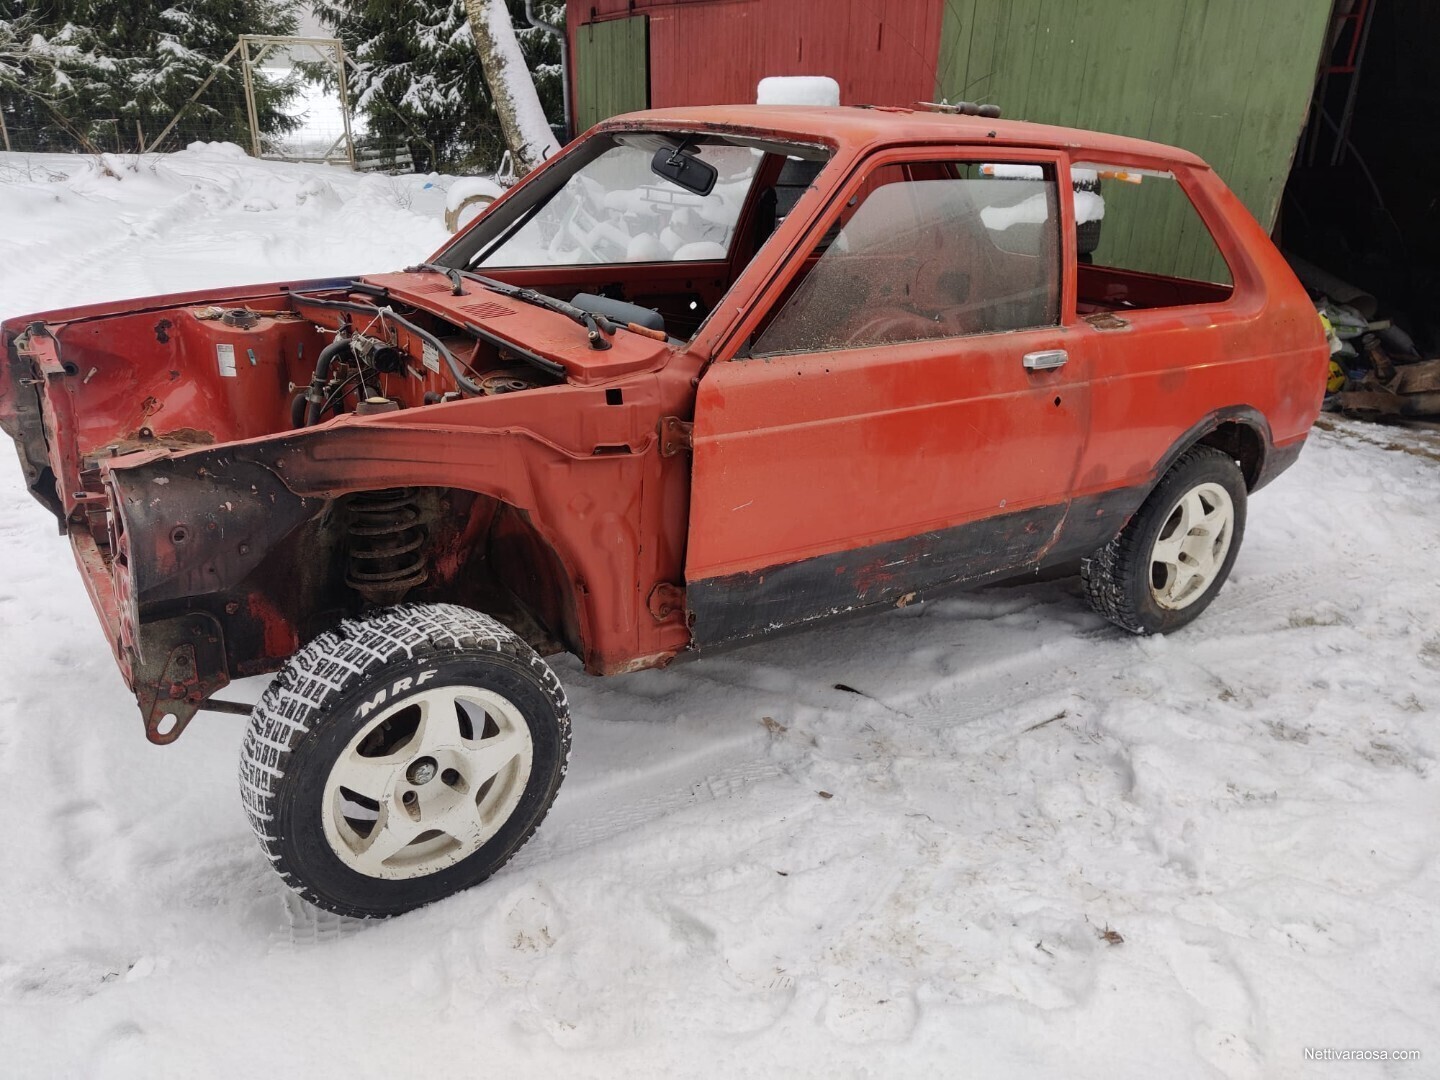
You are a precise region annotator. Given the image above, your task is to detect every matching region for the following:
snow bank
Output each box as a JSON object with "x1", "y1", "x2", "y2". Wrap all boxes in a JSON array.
[
  {"x1": 1, "y1": 148, "x2": 1438, "y2": 1080},
  {"x1": 757, "y1": 76, "x2": 840, "y2": 106},
  {"x1": 0, "y1": 147, "x2": 450, "y2": 316}
]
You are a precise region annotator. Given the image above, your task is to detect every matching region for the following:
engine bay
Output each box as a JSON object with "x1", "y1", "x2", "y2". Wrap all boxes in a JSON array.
[{"x1": 27, "y1": 277, "x2": 616, "y2": 469}]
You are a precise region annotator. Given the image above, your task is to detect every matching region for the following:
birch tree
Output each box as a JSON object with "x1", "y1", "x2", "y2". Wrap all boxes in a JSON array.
[
  {"x1": 317, "y1": 0, "x2": 562, "y2": 173},
  {"x1": 463, "y1": 0, "x2": 558, "y2": 173}
]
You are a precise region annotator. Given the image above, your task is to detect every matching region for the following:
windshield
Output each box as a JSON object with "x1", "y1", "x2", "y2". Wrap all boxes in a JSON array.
[
  {"x1": 477, "y1": 141, "x2": 764, "y2": 268},
  {"x1": 432, "y1": 130, "x2": 832, "y2": 343}
]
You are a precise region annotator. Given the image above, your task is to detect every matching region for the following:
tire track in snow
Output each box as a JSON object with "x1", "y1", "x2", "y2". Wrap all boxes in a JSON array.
[
  {"x1": 274, "y1": 596, "x2": 1101, "y2": 946},
  {"x1": 510, "y1": 612, "x2": 1108, "y2": 870}
]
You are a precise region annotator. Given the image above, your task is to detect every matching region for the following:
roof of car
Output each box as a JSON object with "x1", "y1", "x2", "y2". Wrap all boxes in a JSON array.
[{"x1": 601, "y1": 104, "x2": 1209, "y2": 169}]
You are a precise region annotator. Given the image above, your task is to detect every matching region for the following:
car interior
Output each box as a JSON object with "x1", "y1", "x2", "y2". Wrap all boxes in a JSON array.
[{"x1": 436, "y1": 132, "x2": 1238, "y2": 351}]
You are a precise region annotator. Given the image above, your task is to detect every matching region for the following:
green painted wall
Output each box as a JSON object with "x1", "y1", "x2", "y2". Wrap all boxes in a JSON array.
[
  {"x1": 937, "y1": 0, "x2": 1332, "y2": 281},
  {"x1": 574, "y1": 16, "x2": 650, "y2": 132}
]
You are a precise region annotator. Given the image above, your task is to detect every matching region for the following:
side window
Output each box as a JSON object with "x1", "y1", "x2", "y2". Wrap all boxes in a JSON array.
[
  {"x1": 752, "y1": 160, "x2": 1061, "y2": 356},
  {"x1": 1072, "y1": 162, "x2": 1233, "y2": 312}
]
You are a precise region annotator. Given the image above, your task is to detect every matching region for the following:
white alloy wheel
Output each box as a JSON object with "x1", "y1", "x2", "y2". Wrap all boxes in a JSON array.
[
  {"x1": 321, "y1": 684, "x2": 534, "y2": 880},
  {"x1": 1148, "y1": 481, "x2": 1235, "y2": 611}
]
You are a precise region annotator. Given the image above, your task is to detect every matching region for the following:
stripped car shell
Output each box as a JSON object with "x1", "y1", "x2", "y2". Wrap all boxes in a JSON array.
[{"x1": 0, "y1": 105, "x2": 1327, "y2": 747}]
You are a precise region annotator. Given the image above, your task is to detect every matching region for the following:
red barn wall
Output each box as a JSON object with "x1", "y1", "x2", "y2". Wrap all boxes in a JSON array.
[{"x1": 568, "y1": 0, "x2": 946, "y2": 113}]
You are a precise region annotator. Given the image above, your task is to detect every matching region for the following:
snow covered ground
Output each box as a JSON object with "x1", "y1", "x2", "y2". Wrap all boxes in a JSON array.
[{"x1": 1, "y1": 148, "x2": 1437, "y2": 1079}]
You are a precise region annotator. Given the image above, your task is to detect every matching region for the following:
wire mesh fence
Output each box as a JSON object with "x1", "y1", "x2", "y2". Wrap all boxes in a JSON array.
[
  {"x1": 0, "y1": 98, "x2": 148, "y2": 156},
  {"x1": 0, "y1": 35, "x2": 420, "y2": 175}
]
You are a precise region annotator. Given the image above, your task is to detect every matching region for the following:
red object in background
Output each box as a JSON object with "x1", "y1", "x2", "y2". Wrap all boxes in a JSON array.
[
  {"x1": 646, "y1": 0, "x2": 944, "y2": 111},
  {"x1": 567, "y1": 0, "x2": 947, "y2": 115}
]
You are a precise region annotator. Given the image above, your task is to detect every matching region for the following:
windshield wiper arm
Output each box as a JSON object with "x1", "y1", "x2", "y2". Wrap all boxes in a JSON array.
[{"x1": 412, "y1": 263, "x2": 615, "y2": 350}]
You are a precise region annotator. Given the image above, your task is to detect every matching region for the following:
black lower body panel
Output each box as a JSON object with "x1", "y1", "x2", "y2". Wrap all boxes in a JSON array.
[
  {"x1": 686, "y1": 487, "x2": 1155, "y2": 652},
  {"x1": 688, "y1": 502, "x2": 1065, "y2": 650}
]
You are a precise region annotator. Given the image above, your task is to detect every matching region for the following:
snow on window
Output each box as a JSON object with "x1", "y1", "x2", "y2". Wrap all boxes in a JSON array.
[{"x1": 982, "y1": 163, "x2": 1105, "y2": 224}]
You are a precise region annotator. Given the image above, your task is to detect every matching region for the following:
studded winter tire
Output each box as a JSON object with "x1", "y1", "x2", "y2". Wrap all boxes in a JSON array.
[
  {"x1": 1082, "y1": 445, "x2": 1247, "y2": 635},
  {"x1": 238, "y1": 603, "x2": 570, "y2": 918}
]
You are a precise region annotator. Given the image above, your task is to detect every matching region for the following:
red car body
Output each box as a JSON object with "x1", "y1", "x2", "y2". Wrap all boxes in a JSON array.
[{"x1": 0, "y1": 106, "x2": 1327, "y2": 744}]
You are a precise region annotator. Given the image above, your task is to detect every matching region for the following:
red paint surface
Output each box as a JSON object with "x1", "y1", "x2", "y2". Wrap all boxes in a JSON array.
[{"x1": 567, "y1": 0, "x2": 946, "y2": 120}]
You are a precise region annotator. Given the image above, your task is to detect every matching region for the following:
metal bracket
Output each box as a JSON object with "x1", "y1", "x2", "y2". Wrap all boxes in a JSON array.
[
  {"x1": 647, "y1": 582, "x2": 686, "y2": 621},
  {"x1": 658, "y1": 416, "x2": 693, "y2": 457},
  {"x1": 133, "y1": 612, "x2": 229, "y2": 744}
]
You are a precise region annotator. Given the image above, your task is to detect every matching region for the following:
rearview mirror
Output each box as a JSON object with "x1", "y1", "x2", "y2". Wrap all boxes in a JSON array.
[{"x1": 651, "y1": 144, "x2": 717, "y2": 196}]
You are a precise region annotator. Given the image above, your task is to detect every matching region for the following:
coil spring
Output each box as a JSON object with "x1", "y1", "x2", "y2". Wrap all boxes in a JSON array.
[{"x1": 345, "y1": 488, "x2": 428, "y2": 605}]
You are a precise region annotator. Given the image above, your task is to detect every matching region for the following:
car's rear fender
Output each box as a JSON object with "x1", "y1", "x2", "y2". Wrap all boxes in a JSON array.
[{"x1": 1047, "y1": 406, "x2": 1288, "y2": 566}]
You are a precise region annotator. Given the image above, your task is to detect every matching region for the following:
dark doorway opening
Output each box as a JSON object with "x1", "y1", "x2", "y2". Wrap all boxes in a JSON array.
[{"x1": 1282, "y1": 0, "x2": 1439, "y2": 356}]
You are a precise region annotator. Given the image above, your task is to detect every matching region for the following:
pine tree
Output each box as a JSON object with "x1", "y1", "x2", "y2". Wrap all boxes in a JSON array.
[
  {"x1": 0, "y1": 0, "x2": 301, "y2": 153},
  {"x1": 141, "y1": 1, "x2": 305, "y2": 151},
  {"x1": 315, "y1": 0, "x2": 562, "y2": 173}
]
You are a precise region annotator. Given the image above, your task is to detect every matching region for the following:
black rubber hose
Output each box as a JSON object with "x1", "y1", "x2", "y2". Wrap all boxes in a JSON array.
[
  {"x1": 290, "y1": 390, "x2": 308, "y2": 429},
  {"x1": 303, "y1": 334, "x2": 352, "y2": 426},
  {"x1": 289, "y1": 292, "x2": 488, "y2": 395}
]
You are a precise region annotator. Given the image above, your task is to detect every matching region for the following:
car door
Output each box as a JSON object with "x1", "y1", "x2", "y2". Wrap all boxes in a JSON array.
[{"x1": 684, "y1": 147, "x2": 1092, "y2": 649}]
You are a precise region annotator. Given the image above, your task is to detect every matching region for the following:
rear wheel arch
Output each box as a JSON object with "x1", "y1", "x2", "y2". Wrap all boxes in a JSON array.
[
  {"x1": 1196, "y1": 418, "x2": 1266, "y2": 490},
  {"x1": 1151, "y1": 407, "x2": 1272, "y2": 495},
  {"x1": 1083, "y1": 444, "x2": 1247, "y2": 634}
]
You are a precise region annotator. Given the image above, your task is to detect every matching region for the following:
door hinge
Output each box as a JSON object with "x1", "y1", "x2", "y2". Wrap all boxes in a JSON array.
[
  {"x1": 647, "y1": 582, "x2": 686, "y2": 621},
  {"x1": 658, "y1": 416, "x2": 693, "y2": 456}
]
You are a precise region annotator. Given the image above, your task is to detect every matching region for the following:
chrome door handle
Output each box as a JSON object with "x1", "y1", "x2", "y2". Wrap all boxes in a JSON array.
[{"x1": 1022, "y1": 349, "x2": 1068, "y2": 371}]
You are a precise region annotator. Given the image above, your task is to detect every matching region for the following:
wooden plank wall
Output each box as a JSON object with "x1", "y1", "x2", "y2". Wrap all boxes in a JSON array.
[
  {"x1": 574, "y1": 16, "x2": 651, "y2": 132},
  {"x1": 644, "y1": 0, "x2": 945, "y2": 113},
  {"x1": 936, "y1": 0, "x2": 1333, "y2": 279}
]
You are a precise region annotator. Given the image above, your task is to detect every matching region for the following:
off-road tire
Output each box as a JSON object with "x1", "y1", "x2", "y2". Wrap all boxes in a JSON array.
[
  {"x1": 238, "y1": 603, "x2": 570, "y2": 918},
  {"x1": 1082, "y1": 445, "x2": 1247, "y2": 635}
]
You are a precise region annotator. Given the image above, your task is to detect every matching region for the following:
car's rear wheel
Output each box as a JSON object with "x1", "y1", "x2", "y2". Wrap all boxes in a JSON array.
[
  {"x1": 1082, "y1": 445, "x2": 1247, "y2": 634},
  {"x1": 239, "y1": 603, "x2": 569, "y2": 918}
]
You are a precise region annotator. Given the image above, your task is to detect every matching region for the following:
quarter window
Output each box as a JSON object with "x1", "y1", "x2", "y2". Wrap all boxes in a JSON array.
[
  {"x1": 1071, "y1": 162, "x2": 1233, "y2": 312},
  {"x1": 752, "y1": 161, "x2": 1062, "y2": 356}
]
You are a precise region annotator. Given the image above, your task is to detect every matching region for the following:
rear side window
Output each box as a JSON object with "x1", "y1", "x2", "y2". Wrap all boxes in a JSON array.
[
  {"x1": 753, "y1": 160, "x2": 1061, "y2": 356},
  {"x1": 1072, "y1": 162, "x2": 1233, "y2": 312}
]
